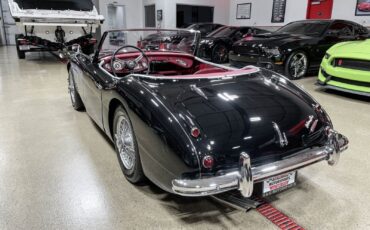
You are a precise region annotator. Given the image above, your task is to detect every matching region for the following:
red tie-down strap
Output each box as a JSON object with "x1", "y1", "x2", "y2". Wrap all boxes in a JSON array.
[{"x1": 256, "y1": 198, "x2": 305, "y2": 230}]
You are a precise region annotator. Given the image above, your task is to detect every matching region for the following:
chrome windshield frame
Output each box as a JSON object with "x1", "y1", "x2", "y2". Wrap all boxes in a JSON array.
[{"x1": 93, "y1": 28, "x2": 201, "y2": 63}]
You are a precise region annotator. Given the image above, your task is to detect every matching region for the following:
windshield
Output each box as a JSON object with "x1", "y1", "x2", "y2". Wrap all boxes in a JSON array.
[
  {"x1": 207, "y1": 26, "x2": 237, "y2": 38},
  {"x1": 275, "y1": 21, "x2": 330, "y2": 36},
  {"x1": 98, "y1": 29, "x2": 199, "y2": 57},
  {"x1": 13, "y1": 0, "x2": 94, "y2": 11}
]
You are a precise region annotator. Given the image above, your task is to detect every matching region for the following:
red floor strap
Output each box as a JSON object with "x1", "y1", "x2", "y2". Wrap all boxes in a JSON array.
[{"x1": 256, "y1": 201, "x2": 305, "y2": 230}]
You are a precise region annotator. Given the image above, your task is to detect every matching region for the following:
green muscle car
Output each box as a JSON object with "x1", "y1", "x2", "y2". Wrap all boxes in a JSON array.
[{"x1": 317, "y1": 39, "x2": 370, "y2": 96}]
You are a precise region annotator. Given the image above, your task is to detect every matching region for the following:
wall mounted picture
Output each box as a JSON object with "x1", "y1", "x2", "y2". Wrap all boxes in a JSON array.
[
  {"x1": 271, "y1": 0, "x2": 287, "y2": 23},
  {"x1": 236, "y1": 3, "x2": 252, "y2": 19},
  {"x1": 355, "y1": 0, "x2": 370, "y2": 16}
]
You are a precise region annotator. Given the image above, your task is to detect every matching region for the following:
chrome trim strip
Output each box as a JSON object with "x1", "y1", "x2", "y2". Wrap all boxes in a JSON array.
[{"x1": 172, "y1": 129, "x2": 348, "y2": 197}]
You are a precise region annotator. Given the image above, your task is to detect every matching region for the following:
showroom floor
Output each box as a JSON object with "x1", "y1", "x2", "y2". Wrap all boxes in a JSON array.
[{"x1": 0, "y1": 46, "x2": 369, "y2": 230}]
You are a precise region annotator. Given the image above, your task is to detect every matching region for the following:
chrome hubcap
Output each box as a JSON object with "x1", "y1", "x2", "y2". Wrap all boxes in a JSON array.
[
  {"x1": 115, "y1": 116, "x2": 135, "y2": 170},
  {"x1": 289, "y1": 53, "x2": 308, "y2": 78},
  {"x1": 68, "y1": 72, "x2": 76, "y2": 105}
]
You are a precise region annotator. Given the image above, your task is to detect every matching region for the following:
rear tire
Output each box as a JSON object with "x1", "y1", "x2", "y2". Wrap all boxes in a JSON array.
[
  {"x1": 113, "y1": 106, "x2": 145, "y2": 184},
  {"x1": 68, "y1": 68, "x2": 84, "y2": 111},
  {"x1": 17, "y1": 48, "x2": 26, "y2": 59},
  {"x1": 15, "y1": 35, "x2": 26, "y2": 59},
  {"x1": 211, "y1": 43, "x2": 229, "y2": 64}
]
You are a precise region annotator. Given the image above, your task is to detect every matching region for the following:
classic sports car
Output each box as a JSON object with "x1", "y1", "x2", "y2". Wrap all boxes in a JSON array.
[
  {"x1": 198, "y1": 26, "x2": 269, "y2": 63},
  {"x1": 67, "y1": 29, "x2": 348, "y2": 199},
  {"x1": 317, "y1": 38, "x2": 370, "y2": 96},
  {"x1": 230, "y1": 20, "x2": 369, "y2": 80},
  {"x1": 358, "y1": 0, "x2": 370, "y2": 12}
]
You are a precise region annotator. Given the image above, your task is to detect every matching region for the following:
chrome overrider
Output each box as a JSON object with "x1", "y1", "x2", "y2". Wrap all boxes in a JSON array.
[{"x1": 172, "y1": 129, "x2": 349, "y2": 197}]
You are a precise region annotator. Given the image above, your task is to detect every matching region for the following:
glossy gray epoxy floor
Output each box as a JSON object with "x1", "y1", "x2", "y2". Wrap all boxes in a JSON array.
[{"x1": 0, "y1": 46, "x2": 369, "y2": 230}]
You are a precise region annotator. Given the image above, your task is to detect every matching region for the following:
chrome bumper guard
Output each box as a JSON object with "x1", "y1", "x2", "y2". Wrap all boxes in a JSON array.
[{"x1": 172, "y1": 130, "x2": 349, "y2": 197}]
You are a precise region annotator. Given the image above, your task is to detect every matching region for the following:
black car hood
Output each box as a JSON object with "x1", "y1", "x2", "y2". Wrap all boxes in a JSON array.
[
  {"x1": 151, "y1": 70, "x2": 329, "y2": 170},
  {"x1": 234, "y1": 33, "x2": 313, "y2": 47}
]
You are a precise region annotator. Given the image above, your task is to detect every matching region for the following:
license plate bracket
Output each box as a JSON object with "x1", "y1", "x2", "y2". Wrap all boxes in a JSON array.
[{"x1": 262, "y1": 171, "x2": 297, "y2": 197}]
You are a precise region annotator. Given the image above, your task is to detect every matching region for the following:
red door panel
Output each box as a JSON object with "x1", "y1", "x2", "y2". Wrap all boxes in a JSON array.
[{"x1": 307, "y1": 0, "x2": 333, "y2": 19}]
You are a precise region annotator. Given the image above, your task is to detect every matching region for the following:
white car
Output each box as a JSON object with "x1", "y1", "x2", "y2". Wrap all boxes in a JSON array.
[{"x1": 8, "y1": 0, "x2": 104, "y2": 59}]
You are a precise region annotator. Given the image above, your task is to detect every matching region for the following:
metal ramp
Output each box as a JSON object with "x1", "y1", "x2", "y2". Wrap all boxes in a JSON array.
[{"x1": 211, "y1": 190, "x2": 265, "y2": 211}]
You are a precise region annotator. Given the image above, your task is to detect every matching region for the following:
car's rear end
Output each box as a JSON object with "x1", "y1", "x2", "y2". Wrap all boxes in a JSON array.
[
  {"x1": 139, "y1": 68, "x2": 349, "y2": 198},
  {"x1": 318, "y1": 40, "x2": 370, "y2": 96}
]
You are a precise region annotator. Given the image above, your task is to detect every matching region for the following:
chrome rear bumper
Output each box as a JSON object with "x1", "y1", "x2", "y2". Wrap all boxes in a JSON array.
[{"x1": 172, "y1": 129, "x2": 349, "y2": 197}]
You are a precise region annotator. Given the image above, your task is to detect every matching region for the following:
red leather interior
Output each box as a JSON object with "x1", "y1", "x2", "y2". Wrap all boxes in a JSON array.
[
  {"x1": 194, "y1": 68, "x2": 228, "y2": 75},
  {"x1": 101, "y1": 51, "x2": 234, "y2": 77}
]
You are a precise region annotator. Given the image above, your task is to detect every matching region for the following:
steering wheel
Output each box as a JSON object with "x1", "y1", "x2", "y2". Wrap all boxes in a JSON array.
[{"x1": 110, "y1": 45, "x2": 150, "y2": 78}]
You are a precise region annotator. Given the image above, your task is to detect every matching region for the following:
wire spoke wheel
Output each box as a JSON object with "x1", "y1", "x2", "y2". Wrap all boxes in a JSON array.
[
  {"x1": 115, "y1": 116, "x2": 136, "y2": 170},
  {"x1": 288, "y1": 52, "x2": 308, "y2": 79}
]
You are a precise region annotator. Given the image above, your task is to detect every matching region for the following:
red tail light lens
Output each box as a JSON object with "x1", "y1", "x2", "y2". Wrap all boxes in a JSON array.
[
  {"x1": 202, "y1": 155, "x2": 214, "y2": 169},
  {"x1": 191, "y1": 127, "x2": 200, "y2": 138}
]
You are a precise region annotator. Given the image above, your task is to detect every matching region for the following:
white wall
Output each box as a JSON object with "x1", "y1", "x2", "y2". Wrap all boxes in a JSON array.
[
  {"x1": 332, "y1": 0, "x2": 370, "y2": 25},
  {"x1": 97, "y1": 0, "x2": 370, "y2": 33},
  {"x1": 143, "y1": 0, "x2": 230, "y2": 29},
  {"x1": 99, "y1": 0, "x2": 143, "y2": 32},
  {"x1": 229, "y1": 0, "x2": 370, "y2": 29},
  {"x1": 229, "y1": 0, "x2": 307, "y2": 29}
]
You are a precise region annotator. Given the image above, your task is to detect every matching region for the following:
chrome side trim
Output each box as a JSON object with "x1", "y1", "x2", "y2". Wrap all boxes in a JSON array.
[{"x1": 172, "y1": 129, "x2": 349, "y2": 197}]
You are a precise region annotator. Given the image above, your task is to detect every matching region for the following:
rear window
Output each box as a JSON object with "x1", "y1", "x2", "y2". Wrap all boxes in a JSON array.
[{"x1": 14, "y1": 0, "x2": 94, "y2": 11}]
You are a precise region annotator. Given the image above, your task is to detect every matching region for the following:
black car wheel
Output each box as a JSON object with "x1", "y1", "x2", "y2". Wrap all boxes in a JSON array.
[
  {"x1": 212, "y1": 43, "x2": 228, "y2": 63},
  {"x1": 285, "y1": 51, "x2": 308, "y2": 80},
  {"x1": 113, "y1": 106, "x2": 144, "y2": 184},
  {"x1": 68, "y1": 69, "x2": 84, "y2": 111},
  {"x1": 16, "y1": 47, "x2": 26, "y2": 59}
]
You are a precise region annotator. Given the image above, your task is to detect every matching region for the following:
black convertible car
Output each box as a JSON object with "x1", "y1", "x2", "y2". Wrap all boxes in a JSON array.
[
  {"x1": 230, "y1": 19, "x2": 369, "y2": 79},
  {"x1": 198, "y1": 26, "x2": 269, "y2": 63},
  {"x1": 67, "y1": 29, "x2": 348, "y2": 199}
]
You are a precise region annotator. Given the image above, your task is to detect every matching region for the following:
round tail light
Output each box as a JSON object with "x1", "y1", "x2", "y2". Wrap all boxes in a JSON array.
[
  {"x1": 191, "y1": 127, "x2": 200, "y2": 138},
  {"x1": 202, "y1": 155, "x2": 214, "y2": 169}
]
